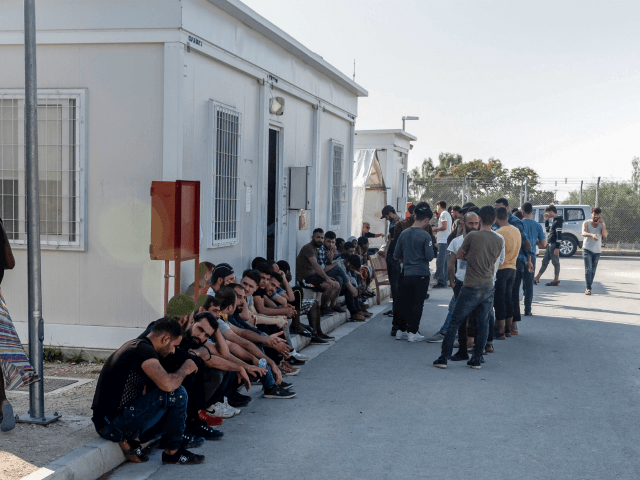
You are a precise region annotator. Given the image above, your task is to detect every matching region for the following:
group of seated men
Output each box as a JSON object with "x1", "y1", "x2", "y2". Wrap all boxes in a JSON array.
[{"x1": 92, "y1": 234, "x2": 375, "y2": 465}]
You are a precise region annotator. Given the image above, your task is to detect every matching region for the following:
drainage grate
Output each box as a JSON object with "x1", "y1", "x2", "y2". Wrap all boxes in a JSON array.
[{"x1": 13, "y1": 376, "x2": 93, "y2": 395}]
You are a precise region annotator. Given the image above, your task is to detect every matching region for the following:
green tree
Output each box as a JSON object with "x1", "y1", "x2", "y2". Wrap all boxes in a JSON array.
[{"x1": 632, "y1": 156, "x2": 640, "y2": 193}]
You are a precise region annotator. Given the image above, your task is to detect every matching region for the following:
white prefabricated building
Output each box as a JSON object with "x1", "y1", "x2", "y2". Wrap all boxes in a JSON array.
[
  {"x1": 0, "y1": 0, "x2": 367, "y2": 352},
  {"x1": 352, "y1": 130, "x2": 417, "y2": 241}
]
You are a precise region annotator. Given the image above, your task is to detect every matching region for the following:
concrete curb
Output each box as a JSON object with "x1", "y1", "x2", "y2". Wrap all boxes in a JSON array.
[
  {"x1": 21, "y1": 286, "x2": 391, "y2": 480},
  {"x1": 600, "y1": 250, "x2": 640, "y2": 257}
]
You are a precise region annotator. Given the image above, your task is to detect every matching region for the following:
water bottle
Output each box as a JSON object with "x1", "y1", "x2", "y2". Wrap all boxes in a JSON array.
[{"x1": 258, "y1": 358, "x2": 267, "y2": 369}]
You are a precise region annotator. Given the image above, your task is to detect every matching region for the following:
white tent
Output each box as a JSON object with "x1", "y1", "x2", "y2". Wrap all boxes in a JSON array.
[{"x1": 351, "y1": 149, "x2": 386, "y2": 241}]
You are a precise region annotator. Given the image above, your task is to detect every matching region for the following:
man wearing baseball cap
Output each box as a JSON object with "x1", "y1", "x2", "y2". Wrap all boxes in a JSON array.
[
  {"x1": 207, "y1": 264, "x2": 236, "y2": 295},
  {"x1": 379, "y1": 205, "x2": 402, "y2": 324}
]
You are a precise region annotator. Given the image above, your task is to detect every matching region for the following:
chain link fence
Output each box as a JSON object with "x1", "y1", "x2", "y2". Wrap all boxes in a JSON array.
[{"x1": 410, "y1": 177, "x2": 640, "y2": 251}]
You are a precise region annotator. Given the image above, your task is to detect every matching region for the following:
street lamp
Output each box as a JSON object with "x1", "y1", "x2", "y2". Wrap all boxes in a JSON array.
[{"x1": 402, "y1": 116, "x2": 419, "y2": 131}]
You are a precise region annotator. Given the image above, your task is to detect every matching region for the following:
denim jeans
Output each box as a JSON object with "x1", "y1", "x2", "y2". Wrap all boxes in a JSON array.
[
  {"x1": 583, "y1": 249, "x2": 600, "y2": 289},
  {"x1": 398, "y1": 275, "x2": 430, "y2": 334},
  {"x1": 511, "y1": 259, "x2": 526, "y2": 322},
  {"x1": 95, "y1": 386, "x2": 187, "y2": 451},
  {"x1": 523, "y1": 256, "x2": 536, "y2": 315},
  {"x1": 386, "y1": 258, "x2": 402, "y2": 313},
  {"x1": 442, "y1": 283, "x2": 495, "y2": 359},
  {"x1": 494, "y1": 268, "x2": 516, "y2": 321},
  {"x1": 439, "y1": 293, "x2": 457, "y2": 335},
  {"x1": 327, "y1": 265, "x2": 350, "y2": 291},
  {"x1": 435, "y1": 243, "x2": 449, "y2": 286},
  {"x1": 539, "y1": 244, "x2": 560, "y2": 277}
]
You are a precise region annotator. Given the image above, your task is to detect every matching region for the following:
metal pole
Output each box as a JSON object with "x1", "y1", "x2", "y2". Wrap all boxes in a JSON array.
[
  {"x1": 519, "y1": 185, "x2": 523, "y2": 207},
  {"x1": 402, "y1": 118, "x2": 405, "y2": 131},
  {"x1": 579, "y1": 181, "x2": 583, "y2": 204},
  {"x1": 461, "y1": 177, "x2": 465, "y2": 205},
  {"x1": 19, "y1": 0, "x2": 60, "y2": 426},
  {"x1": 595, "y1": 177, "x2": 600, "y2": 207},
  {"x1": 524, "y1": 178, "x2": 529, "y2": 202}
]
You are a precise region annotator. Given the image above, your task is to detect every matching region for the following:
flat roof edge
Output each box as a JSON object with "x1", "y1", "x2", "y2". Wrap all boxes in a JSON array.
[{"x1": 355, "y1": 129, "x2": 418, "y2": 141}]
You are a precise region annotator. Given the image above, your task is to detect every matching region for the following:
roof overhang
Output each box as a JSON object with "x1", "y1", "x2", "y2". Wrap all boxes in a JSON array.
[
  {"x1": 355, "y1": 129, "x2": 417, "y2": 141},
  {"x1": 209, "y1": 0, "x2": 368, "y2": 98}
]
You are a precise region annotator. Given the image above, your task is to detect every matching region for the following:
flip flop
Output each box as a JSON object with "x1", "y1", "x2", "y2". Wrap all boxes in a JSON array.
[{"x1": 1, "y1": 402, "x2": 16, "y2": 432}]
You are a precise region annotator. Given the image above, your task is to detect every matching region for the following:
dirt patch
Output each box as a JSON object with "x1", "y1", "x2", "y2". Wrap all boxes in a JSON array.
[{"x1": 0, "y1": 362, "x2": 102, "y2": 480}]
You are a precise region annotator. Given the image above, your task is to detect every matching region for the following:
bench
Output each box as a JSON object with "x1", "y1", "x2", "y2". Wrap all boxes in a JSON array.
[{"x1": 368, "y1": 254, "x2": 390, "y2": 305}]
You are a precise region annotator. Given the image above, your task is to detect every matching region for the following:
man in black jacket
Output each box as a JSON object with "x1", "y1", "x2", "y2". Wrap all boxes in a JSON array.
[{"x1": 534, "y1": 205, "x2": 563, "y2": 287}]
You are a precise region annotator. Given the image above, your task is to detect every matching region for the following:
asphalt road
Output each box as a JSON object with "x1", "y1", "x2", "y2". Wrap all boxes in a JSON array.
[{"x1": 106, "y1": 255, "x2": 640, "y2": 480}]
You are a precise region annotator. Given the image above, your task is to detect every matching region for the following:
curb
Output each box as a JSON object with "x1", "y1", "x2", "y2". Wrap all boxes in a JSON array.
[
  {"x1": 600, "y1": 250, "x2": 640, "y2": 257},
  {"x1": 21, "y1": 287, "x2": 391, "y2": 480}
]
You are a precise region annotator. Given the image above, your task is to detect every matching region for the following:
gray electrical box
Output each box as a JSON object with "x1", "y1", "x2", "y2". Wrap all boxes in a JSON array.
[{"x1": 289, "y1": 167, "x2": 309, "y2": 210}]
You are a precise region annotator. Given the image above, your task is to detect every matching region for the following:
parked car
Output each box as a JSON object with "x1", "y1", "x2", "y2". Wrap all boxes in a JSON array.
[{"x1": 532, "y1": 205, "x2": 591, "y2": 257}]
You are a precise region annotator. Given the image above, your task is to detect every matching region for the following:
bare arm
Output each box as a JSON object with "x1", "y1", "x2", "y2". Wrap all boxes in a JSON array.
[
  {"x1": 222, "y1": 329, "x2": 282, "y2": 384},
  {"x1": 582, "y1": 221, "x2": 592, "y2": 238},
  {"x1": 309, "y1": 256, "x2": 332, "y2": 282},
  {"x1": 448, "y1": 251, "x2": 457, "y2": 287},
  {"x1": 278, "y1": 273, "x2": 295, "y2": 302},
  {"x1": 253, "y1": 295, "x2": 295, "y2": 317},
  {"x1": 433, "y1": 220, "x2": 448, "y2": 233},
  {"x1": 141, "y1": 358, "x2": 197, "y2": 392},
  {"x1": 600, "y1": 220, "x2": 608, "y2": 239}
]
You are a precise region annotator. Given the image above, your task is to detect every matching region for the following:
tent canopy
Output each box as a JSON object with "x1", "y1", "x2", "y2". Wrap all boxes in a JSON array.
[{"x1": 352, "y1": 149, "x2": 386, "y2": 238}]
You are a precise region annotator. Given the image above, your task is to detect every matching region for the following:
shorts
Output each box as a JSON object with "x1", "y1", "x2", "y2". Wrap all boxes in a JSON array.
[{"x1": 301, "y1": 274, "x2": 326, "y2": 292}]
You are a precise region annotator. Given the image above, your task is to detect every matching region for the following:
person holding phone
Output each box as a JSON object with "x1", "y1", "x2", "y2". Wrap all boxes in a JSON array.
[
  {"x1": 582, "y1": 207, "x2": 608, "y2": 295},
  {"x1": 0, "y1": 218, "x2": 40, "y2": 432}
]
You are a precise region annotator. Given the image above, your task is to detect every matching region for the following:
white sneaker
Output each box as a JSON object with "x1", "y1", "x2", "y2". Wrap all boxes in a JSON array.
[
  {"x1": 395, "y1": 330, "x2": 408, "y2": 341},
  {"x1": 208, "y1": 397, "x2": 240, "y2": 418},
  {"x1": 407, "y1": 332, "x2": 426, "y2": 343},
  {"x1": 291, "y1": 350, "x2": 309, "y2": 361}
]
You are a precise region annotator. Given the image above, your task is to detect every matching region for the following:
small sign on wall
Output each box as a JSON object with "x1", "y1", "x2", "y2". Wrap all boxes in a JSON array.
[{"x1": 299, "y1": 210, "x2": 309, "y2": 230}]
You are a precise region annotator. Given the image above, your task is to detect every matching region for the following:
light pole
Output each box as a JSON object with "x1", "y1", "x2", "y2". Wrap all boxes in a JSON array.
[{"x1": 402, "y1": 116, "x2": 419, "y2": 131}]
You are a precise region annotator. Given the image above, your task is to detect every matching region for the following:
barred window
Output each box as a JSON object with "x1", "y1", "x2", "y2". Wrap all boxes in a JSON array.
[
  {"x1": 330, "y1": 141, "x2": 343, "y2": 226},
  {"x1": 209, "y1": 101, "x2": 241, "y2": 247},
  {"x1": 0, "y1": 90, "x2": 85, "y2": 250}
]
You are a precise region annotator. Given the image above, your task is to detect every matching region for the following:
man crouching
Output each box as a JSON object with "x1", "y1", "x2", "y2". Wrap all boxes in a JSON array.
[{"x1": 91, "y1": 318, "x2": 205, "y2": 465}]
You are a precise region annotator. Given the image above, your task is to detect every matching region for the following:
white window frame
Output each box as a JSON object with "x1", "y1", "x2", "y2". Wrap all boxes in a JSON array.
[
  {"x1": 208, "y1": 100, "x2": 241, "y2": 248},
  {"x1": 329, "y1": 140, "x2": 344, "y2": 227},
  {"x1": 0, "y1": 89, "x2": 87, "y2": 251}
]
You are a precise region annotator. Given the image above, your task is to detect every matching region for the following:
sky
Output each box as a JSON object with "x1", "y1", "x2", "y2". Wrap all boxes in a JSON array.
[{"x1": 241, "y1": 0, "x2": 640, "y2": 183}]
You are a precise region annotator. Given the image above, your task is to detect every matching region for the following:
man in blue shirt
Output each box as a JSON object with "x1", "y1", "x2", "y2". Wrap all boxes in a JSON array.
[{"x1": 521, "y1": 202, "x2": 546, "y2": 317}]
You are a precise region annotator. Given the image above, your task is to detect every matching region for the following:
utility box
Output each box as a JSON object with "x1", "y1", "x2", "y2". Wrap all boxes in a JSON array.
[{"x1": 289, "y1": 167, "x2": 309, "y2": 210}]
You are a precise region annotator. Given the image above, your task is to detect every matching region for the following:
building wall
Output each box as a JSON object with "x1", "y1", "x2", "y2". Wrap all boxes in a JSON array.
[{"x1": 0, "y1": 44, "x2": 166, "y2": 335}]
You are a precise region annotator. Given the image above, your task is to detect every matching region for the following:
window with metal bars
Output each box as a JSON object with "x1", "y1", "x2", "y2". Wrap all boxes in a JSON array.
[
  {"x1": 209, "y1": 101, "x2": 241, "y2": 247},
  {"x1": 330, "y1": 141, "x2": 344, "y2": 226},
  {"x1": 0, "y1": 90, "x2": 85, "y2": 250}
]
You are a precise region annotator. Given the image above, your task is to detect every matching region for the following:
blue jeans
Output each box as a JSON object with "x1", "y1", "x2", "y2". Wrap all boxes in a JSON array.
[
  {"x1": 583, "y1": 250, "x2": 600, "y2": 289},
  {"x1": 95, "y1": 386, "x2": 187, "y2": 451},
  {"x1": 441, "y1": 283, "x2": 495, "y2": 359},
  {"x1": 439, "y1": 293, "x2": 457, "y2": 335},
  {"x1": 435, "y1": 243, "x2": 449, "y2": 286},
  {"x1": 523, "y1": 256, "x2": 535, "y2": 315},
  {"x1": 327, "y1": 265, "x2": 349, "y2": 291}
]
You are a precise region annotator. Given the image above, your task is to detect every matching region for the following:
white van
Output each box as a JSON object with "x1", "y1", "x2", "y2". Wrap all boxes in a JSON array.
[{"x1": 531, "y1": 205, "x2": 592, "y2": 257}]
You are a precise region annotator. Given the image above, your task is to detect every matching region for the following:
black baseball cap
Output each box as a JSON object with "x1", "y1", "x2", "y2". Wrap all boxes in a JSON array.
[
  {"x1": 381, "y1": 205, "x2": 396, "y2": 218},
  {"x1": 210, "y1": 263, "x2": 234, "y2": 284},
  {"x1": 460, "y1": 202, "x2": 477, "y2": 215}
]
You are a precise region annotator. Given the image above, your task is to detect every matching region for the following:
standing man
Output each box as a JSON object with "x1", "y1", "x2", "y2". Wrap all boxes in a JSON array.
[
  {"x1": 493, "y1": 207, "x2": 521, "y2": 339},
  {"x1": 582, "y1": 207, "x2": 607, "y2": 295},
  {"x1": 362, "y1": 222, "x2": 384, "y2": 239},
  {"x1": 432, "y1": 201, "x2": 452, "y2": 288},
  {"x1": 521, "y1": 203, "x2": 546, "y2": 317},
  {"x1": 393, "y1": 203, "x2": 434, "y2": 342},
  {"x1": 433, "y1": 206, "x2": 504, "y2": 370},
  {"x1": 379, "y1": 205, "x2": 402, "y2": 329},
  {"x1": 534, "y1": 205, "x2": 563, "y2": 287}
]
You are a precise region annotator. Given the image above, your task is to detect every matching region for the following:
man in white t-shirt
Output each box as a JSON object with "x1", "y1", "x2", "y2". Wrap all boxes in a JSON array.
[{"x1": 432, "y1": 201, "x2": 452, "y2": 288}]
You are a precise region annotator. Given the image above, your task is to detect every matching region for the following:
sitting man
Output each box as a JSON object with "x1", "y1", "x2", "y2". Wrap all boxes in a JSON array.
[
  {"x1": 296, "y1": 228, "x2": 341, "y2": 316},
  {"x1": 92, "y1": 317, "x2": 204, "y2": 465},
  {"x1": 332, "y1": 254, "x2": 370, "y2": 321},
  {"x1": 206, "y1": 263, "x2": 236, "y2": 295},
  {"x1": 185, "y1": 261, "x2": 215, "y2": 298}
]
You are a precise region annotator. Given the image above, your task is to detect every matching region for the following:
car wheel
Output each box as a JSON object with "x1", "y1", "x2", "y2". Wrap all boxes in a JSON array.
[{"x1": 558, "y1": 236, "x2": 577, "y2": 257}]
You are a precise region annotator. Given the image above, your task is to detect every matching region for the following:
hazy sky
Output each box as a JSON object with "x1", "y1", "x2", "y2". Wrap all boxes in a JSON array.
[{"x1": 242, "y1": 0, "x2": 639, "y2": 182}]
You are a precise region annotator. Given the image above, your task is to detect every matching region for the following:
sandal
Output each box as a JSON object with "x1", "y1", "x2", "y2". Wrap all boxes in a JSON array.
[
  {"x1": 545, "y1": 280, "x2": 560, "y2": 286},
  {"x1": 495, "y1": 320, "x2": 506, "y2": 340},
  {"x1": 119, "y1": 439, "x2": 149, "y2": 463},
  {"x1": 511, "y1": 323, "x2": 519, "y2": 335},
  {"x1": 1, "y1": 402, "x2": 16, "y2": 432},
  {"x1": 585, "y1": 289, "x2": 591, "y2": 295}
]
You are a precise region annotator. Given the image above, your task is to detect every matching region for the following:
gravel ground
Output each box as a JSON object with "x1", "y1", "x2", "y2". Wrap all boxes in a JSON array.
[{"x1": 0, "y1": 362, "x2": 102, "y2": 480}]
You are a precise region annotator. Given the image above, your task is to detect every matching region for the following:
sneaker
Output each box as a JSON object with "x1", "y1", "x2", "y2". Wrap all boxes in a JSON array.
[
  {"x1": 484, "y1": 344, "x2": 494, "y2": 354},
  {"x1": 185, "y1": 422, "x2": 224, "y2": 441},
  {"x1": 467, "y1": 357, "x2": 482, "y2": 370},
  {"x1": 263, "y1": 385, "x2": 297, "y2": 399},
  {"x1": 524, "y1": 312, "x2": 533, "y2": 316},
  {"x1": 162, "y1": 447, "x2": 205, "y2": 465},
  {"x1": 198, "y1": 410, "x2": 223, "y2": 427},
  {"x1": 433, "y1": 356, "x2": 448, "y2": 369},
  {"x1": 585, "y1": 288, "x2": 591, "y2": 295},
  {"x1": 383, "y1": 310, "x2": 393, "y2": 316},
  {"x1": 310, "y1": 336, "x2": 329, "y2": 345},
  {"x1": 320, "y1": 308, "x2": 335, "y2": 317},
  {"x1": 450, "y1": 351, "x2": 469, "y2": 361},
  {"x1": 227, "y1": 391, "x2": 251, "y2": 408},
  {"x1": 331, "y1": 306, "x2": 346, "y2": 313},
  {"x1": 290, "y1": 350, "x2": 309, "y2": 361},
  {"x1": 426, "y1": 332, "x2": 445, "y2": 343},
  {"x1": 280, "y1": 363, "x2": 300, "y2": 376},
  {"x1": 432, "y1": 284, "x2": 446, "y2": 289},
  {"x1": 207, "y1": 397, "x2": 240, "y2": 418},
  {"x1": 287, "y1": 356, "x2": 306, "y2": 366},
  {"x1": 181, "y1": 433, "x2": 205, "y2": 449},
  {"x1": 390, "y1": 327, "x2": 398, "y2": 336},
  {"x1": 280, "y1": 381, "x2": 294, "y2": 390},
  {"x1": 407, "y1": 332, "x2": 425, "y2": 342},
  {"x1": 320, "y1": 334, "x2": 335, "y2": 341},
  {"x1": 395, "y1": 330, "x2": 409, "y2": 341}
]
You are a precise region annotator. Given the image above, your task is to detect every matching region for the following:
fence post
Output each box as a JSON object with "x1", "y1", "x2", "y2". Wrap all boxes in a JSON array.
[
  {"x1": 524, "y1": 178, "x2": 529, "y2": 202},
  {"x1": 595, "y1": 177, "x2": 600, "y2": 207},
  {"x1": 519, "y1": 184, "x2": 523, "y2": 207},
  {"x1": 461, "y1": 177, "x2": 466, "y2": 205},
  {"x1": 579, "y1": 181, "x2": 583, "y2": 204}
]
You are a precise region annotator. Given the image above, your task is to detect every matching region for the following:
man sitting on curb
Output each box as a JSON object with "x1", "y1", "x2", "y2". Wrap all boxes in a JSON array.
[
  {"x1": 206, "y1": 263, "x2": 236, "y2": 295},
  {"x1": 185, "y1": 262, "x2": 215, "y2": 298},
  {"x1": 91, "y1": 317, "x2": 205, "y2": 465}
]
